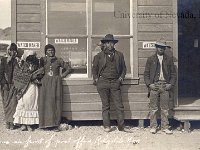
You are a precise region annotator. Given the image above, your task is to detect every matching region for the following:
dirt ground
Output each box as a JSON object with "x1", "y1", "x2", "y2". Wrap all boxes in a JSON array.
[{"x1": 0, "y1": 101, "x2": 200, "y2": 150}]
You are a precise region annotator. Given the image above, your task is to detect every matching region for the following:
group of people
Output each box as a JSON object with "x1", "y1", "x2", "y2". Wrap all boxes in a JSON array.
[
  {"x1": 92, "y1": 34, "x2": 177, "y2": 134},
  {"x1": 0, "y1": 43, "x2": 71, "y2": 131},
  {"x1": 0, "y1": 34, "x2": 177, "y2": 134}
]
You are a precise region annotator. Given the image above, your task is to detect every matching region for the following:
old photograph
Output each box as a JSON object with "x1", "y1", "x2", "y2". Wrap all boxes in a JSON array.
[{"x1": 0, "y1": 0, "x2": 200, "y2": 150}]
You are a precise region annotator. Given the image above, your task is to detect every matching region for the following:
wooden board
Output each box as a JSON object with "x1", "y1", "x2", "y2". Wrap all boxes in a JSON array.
[
  {"x1": 17, "y1": 32, "x2": 40, "y2": 41},
  {"x1": 62, "y1": 111, "x2": 150, "y2": 120},
  {"x1": 63, "y1": 84, "x2": 148, "y2": 94},
  {"x1": 139, "y1": 58, "x2": 147, "y2": 67},
  {"x1": 138, "y1": 32, "x2": 173, "y2": 41},
  {"x1": 17, "y1": 0, "x2": 40, "y2": 5},
  {"x1": 139, "y1": 50, "x2": 156, "y2": 58},
  {"x1": 138, "y1": 24, "x2": 173, "y2": 32},
  {"x1": 138, "y1": 0, "x2": 172, "y2": 6},
  {"x1": 138, "y1": 16, "x2": 173, "y2": 24},
  {"x1": 17, "y1": 5, "x2": 40, "y2": 14},
  {"x1": 17, "y1": 23, "x2": 40, "y2": 32},
  {"x1": 17, "y1": 14, "x2": 40, "y2": 23},
  {"x1": 62, "y1": 102, "x2": 149, "y2": 112},
  {"x1": 139, "y1": 67, "x2": 145, "y2": 75},
  {"x1": 63, "y1": 93, "x2": 149, "y2": 103},
  {"x1": 138, "y1": 6, "x2": 173, "y2": 15}
]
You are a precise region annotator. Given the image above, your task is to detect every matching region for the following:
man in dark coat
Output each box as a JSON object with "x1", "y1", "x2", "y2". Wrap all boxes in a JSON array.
[
  {"x1": 92, "y1": 34, "x2": 127, "y2": 132},
  {"x1": 144, "y1": 39, "x2": 177, "y2": 134},
  {"x1": 0, "y1": 43, "x2": 19, "y2": 129}
]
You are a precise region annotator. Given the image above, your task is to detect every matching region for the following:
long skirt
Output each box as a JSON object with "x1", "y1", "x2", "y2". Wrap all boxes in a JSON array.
[
  {"x1": 13, "y1": 83, "x2": 39, "y2": 125},
  {"x1": 38, "y1": 75, "x2": 62, "y2": 128}
]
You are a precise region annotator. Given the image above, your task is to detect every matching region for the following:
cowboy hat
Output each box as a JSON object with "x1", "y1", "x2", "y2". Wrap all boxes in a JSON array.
[
  {"x1": 155, "y1": 38, "x2": 171, "y2": 48},
  {"x1": 101, "y1": 34, "x2": 118, "y2": 44}
]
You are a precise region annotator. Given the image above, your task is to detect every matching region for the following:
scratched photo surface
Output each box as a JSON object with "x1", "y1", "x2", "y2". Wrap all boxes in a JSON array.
[{"x1": 0, "y1": 0, "x2": 200, "y2": 150}]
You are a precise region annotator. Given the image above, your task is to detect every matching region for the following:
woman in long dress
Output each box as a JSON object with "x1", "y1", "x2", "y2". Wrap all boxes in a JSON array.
[
  {"x1": 13, "y1": 50, "x2": 43, "y2": 131},
  {"x1": 38, "y1": 44, "x2": 71, "y2": 131}
]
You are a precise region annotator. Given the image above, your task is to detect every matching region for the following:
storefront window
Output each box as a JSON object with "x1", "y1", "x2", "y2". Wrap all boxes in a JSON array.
[
  {"x1": 48, "y1": 38, "x2": 87, "y2": 74},
  {"x1": 92, "y1": 0, "x2": 130, "y2": 35},
  {"x1": 47, "y1": 0, "x2": 86, "y2": 34}
]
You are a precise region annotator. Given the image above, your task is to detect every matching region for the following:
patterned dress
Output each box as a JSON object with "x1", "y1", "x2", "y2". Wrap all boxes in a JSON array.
[
  {"x1": 38, "y1": 56, "x2": 70, "y2": 128},
  {"x1": 12, "y1": 61, "x2": 43, "y2": 125}
]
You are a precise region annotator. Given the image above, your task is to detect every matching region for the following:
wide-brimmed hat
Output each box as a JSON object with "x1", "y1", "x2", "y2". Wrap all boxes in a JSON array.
[
  {"x1": 155, "y1": 38, "x2": 171, "y2": 48},
  {"x1": 101, "y1": 34, "x2": 118, "y2": 44}
]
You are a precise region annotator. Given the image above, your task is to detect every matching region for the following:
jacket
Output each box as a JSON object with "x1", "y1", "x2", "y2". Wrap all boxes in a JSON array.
[
  {"x1": 92, "y1": 50, "x2": 126, "y2": 81},
  {"x1": 144, "y1": 53, "x2": 177, "y2": 87}
]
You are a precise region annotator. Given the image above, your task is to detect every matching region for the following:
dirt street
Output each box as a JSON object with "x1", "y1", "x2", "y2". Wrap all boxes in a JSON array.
[{"x1": 0, "y1": 100, "x2": 200, "y2": 150}]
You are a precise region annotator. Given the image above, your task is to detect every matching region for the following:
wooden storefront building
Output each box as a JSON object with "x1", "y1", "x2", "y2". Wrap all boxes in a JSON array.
[{"x1": 11, "y1": 0, "x2": 200, "y2": 129}]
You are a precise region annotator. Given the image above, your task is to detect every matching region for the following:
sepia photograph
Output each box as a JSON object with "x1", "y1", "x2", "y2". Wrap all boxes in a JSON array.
[{"x1": 0, "y1": 0, "x2": 200, "y2": 150}]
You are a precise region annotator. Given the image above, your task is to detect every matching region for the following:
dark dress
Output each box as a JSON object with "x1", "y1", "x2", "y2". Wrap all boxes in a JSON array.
[
  {"x1": 38, "y1": 56, "x2": 71, "y2": 128},
  {"x1": 0, "y1": 57, "x2": 18, "y2": 123}
]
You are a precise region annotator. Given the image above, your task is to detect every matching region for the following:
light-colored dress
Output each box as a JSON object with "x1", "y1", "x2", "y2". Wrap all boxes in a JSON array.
[{"x1": 13, "y1": 83, "x2": 39, "y2": 124}]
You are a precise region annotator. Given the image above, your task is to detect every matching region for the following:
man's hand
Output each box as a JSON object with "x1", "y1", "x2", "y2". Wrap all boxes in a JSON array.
[
  {"x1": 149, "y1": 84, "x2": 158, "y2": 91},
  {"x1": 165, "y1": 84, "x2": 172, "y2": 91}
]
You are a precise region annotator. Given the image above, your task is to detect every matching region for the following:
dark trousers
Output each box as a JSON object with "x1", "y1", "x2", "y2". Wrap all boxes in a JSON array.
[
  {"x1": 97, "y1": 77, "x2": 124, "y2": 128},
  {"x1": 149, "y1": 81, "x2": 169, "y2": 129}
]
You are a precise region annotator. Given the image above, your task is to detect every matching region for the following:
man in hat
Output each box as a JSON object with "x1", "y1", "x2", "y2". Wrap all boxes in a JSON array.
[
  {"x1": 144, "y1": 39, "x2": 177, "y2": 134},
  {"x1": 92, "y1": 34, "x2": 126, "y2": 132}
]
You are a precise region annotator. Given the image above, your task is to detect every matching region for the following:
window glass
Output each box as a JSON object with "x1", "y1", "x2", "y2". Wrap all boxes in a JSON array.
[
  {"x1": 92, "y1": 38, "x2": 131, "y2": 73},
  {"x1": 92, "y1": 0, "x2": 130, "y2": 35},
  {"x1": 47, "y1": 0, "x2": 86, "y2": 34},
  {"x1": 48, "y1": 38, "x2": 87, "y2": 74}
]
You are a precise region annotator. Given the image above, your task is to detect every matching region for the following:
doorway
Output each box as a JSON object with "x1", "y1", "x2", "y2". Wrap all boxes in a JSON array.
[{"x1": 178, "y1": 0, "x2": 200, "y2": 105}]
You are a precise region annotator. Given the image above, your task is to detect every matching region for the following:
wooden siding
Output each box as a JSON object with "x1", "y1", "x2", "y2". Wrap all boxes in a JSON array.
[
  {"x1": 17, "y1": 5, "x2": 40, "y2": 14},
  {"x1": 17, "y1": 0, "x2": 40, "y2": 5},
  {"x1": 138, "y1": 0, "x2": 172, "y2": 6},
  {"x1": 62, "y1": 82, "x2": 149, "y2": 120},
  {"x1": 138, "y1": 0, "x2": 174, "y2": 76},
  {"x1": 16, "y1": 2, "x2": 41, "y2": 43},
  {"x1": 17, "y1": 23, "x2": 40, "y2": 32},
  {"x1": 62, "y1": 111, "x2": 149, "y2": 120},
  {"x1": 17, "y1": 14, "x2": 40, "y2": 23}
]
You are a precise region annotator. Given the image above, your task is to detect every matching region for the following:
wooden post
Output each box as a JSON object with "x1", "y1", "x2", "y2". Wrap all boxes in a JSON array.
[
  {"x1": 138, "y1": 119, "x2": 144, "y2": 128},
  {"x1": 184, "y1": 121, "x2": 190, "y2": 132}
]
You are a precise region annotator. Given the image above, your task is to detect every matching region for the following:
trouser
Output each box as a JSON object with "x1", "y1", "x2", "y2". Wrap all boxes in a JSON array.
[
  {"x1": 149, "y1": 81, "x2": 170, "y2": 129},
  {"x1": 97, "y1": 77, "x2": 124, "y2": 128}
]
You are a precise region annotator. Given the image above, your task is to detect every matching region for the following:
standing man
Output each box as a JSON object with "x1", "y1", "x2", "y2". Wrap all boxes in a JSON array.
[
  {"x1": 92, "y1": 34, "x2": 126, "y2": 132},
  {"x1": 144, "y1": 39, "x2": 177, "y2": 134},
  {"x1": 0, "y1": 43, "x2": 19, "y2": 129}
]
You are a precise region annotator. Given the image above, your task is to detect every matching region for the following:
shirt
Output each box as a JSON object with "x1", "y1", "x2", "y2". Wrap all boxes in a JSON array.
[{"x1": 157, "y1": 54, "x2": 165, "y2": 81}]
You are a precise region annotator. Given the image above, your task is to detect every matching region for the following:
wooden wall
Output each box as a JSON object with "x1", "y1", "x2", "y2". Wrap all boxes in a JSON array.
[
  {"x1": 15, "y1": 0, "x2": 41, "y2": 53},
  {"x1": 138, "y1": 0, "x2": 174, "y2": 77},
  {"x1": 62, "y1": 80, "x2": 149, "y2": 120},
  {"x1": 13, "y1": 0, "x2": 176, "y2": 120}
]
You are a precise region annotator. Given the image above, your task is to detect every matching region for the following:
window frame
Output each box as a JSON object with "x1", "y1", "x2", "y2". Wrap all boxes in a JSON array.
[{"x1": 42, "y1": 0, "x2": 139, "y2": 80}]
